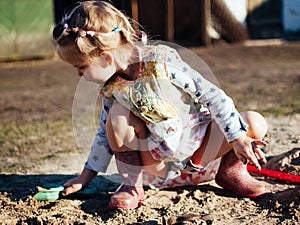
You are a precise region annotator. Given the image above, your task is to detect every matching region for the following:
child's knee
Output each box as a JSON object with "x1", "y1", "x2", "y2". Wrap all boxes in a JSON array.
[
  {"x1": 106, "y1": 102, "x2": 147, "y2": 152},
  {"x1": 241, "y1": 111, "x2": 268, "y2": 139}
]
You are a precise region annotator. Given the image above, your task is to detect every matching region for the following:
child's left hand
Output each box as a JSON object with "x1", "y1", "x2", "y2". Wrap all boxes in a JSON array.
[{"x1": 232, "y1": 135, "x2": 267, "y2": 170}]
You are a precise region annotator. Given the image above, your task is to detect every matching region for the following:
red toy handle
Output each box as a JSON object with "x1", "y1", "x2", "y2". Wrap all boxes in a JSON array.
[{"x1": 247, "y1": 165, "x2": 300, "y2": 184}]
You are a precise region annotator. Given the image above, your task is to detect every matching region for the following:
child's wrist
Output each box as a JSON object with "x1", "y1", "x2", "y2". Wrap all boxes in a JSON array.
[{"x1": 80, "y1": 168, "x2": 97, "y2": 184}]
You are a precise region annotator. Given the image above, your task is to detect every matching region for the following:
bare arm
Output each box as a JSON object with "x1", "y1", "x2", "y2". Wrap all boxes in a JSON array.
[{"x1": 62, "y1": 168, "x2": 97, "y2": 196}]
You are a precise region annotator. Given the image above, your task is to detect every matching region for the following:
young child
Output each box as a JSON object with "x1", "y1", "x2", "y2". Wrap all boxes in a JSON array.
[{"x1": 52, "y1": 1, "x2": 268, "y2": 210}]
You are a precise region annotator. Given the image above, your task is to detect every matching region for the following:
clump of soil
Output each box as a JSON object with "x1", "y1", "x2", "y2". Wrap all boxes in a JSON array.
[{"x1": 266, "y1": 148, "x2": 300, "y2": 175}]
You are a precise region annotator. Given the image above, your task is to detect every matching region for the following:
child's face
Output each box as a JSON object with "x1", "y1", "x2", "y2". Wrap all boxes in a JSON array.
[
  {"x1": 58, "y1": 44, "x2": 116, "y2": 86},
  {"x1": 82, "y1": 52, "x2": 117, "y2": 86}
]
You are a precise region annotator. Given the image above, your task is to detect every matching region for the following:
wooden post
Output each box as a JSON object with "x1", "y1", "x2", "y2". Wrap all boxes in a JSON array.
[
  {"x1": 166, "y1": 0, "x2": 174, "y2": 41},
  {"x1": 200, "y1": 0, "x2": 211, "y2": 46},
  {"x1": 131, "y1": 0, "x2": 139, "y2": 30}
]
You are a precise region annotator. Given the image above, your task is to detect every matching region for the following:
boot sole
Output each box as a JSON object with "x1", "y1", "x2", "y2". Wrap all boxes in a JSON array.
[
  {"x1": 108, "y1": 199, "x2": 142, "y2": 210},
  {"x1": 108, "y1": 191, "x2": 144, "y2": 210},
  {"x1": 215, "y1": 178, "x2": 268, "y2": 199}
]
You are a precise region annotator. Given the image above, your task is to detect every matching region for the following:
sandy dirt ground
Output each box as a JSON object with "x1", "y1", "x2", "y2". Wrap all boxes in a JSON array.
[{"x1": 0, "y1": 41, "x2": 299, "y2": 225}]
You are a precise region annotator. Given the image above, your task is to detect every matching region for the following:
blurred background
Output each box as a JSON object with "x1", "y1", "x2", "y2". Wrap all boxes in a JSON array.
[{"x1": 0, "y1": 0, "x2": 300, "y2": 61}]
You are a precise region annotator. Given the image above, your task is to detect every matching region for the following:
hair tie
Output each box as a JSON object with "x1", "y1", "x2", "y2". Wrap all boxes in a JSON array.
[
  {"x1": 112, "y1": 26, "x2": 121, "y2": 33},
  {"x1": 71, "y1": 28, "x2": 96, "y2": 38},
  {"x1": 77, "y1": 29, "x2": 86, "y2": 37},
  {"x1": 86, "y1": 31, "x2": 95, "y2": 37},
  {"x1": 135, "y1": 31, "x2": 147, "y2": 45}
]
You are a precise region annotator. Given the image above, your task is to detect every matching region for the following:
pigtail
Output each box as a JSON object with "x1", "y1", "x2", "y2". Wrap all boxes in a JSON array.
[
  {"x1": 120, "y1": 15, "x2": 148, "y2": 46},
  {"x1": 118, "y1": 15, "x2": 137, "y2": 44},
  {"x1": 52, "y1": 22, "x2": 72, "y2": 46},
  {"x1": 75, "y1": 35, "x2": 88, "y2": 54}
]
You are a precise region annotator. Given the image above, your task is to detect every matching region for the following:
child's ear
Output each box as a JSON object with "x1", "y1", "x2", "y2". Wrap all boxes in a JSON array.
[{"x1": 100, "y1": 51, "x2": 114, "y2": 67}]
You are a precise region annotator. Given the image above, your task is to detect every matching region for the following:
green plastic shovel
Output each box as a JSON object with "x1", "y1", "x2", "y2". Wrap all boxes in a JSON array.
[{"x1": 33, "y1": 184, "x2": 97, "y2": 201}]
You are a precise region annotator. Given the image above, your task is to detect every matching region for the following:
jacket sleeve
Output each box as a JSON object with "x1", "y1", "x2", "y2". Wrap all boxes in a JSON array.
[{"x1": 84, "y1": 98, "x2": 114, "y2": 173}]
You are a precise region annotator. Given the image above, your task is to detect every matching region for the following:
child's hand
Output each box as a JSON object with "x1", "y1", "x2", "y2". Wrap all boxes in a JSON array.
[
  {"x1": 232, "y1": 135, "x2": 267, "y2": 170},
  {"x1": 62, "y1": 168, "x2": 97, "y2": 196},
  {"x1": 63, "y1": 176, "x2": 85, "y2": 196}
]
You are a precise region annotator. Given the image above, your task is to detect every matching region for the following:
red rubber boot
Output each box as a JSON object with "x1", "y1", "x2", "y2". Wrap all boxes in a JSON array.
[
  {"x1": 215, "y1": 150, "x2": 268, "y2": 198},
  {"x1": 109, "y1": 151, "x2": 144, "y2": 209}
]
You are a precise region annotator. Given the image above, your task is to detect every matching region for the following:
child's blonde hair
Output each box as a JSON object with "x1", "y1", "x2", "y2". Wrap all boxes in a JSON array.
[{"x1": 52, "y1": 1, "x2": 138, "y2": 59}]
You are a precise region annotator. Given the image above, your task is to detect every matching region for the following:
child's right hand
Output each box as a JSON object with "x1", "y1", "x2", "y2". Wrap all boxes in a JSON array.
[
  {"x1": 63, "y1": 177, "x2": 85, "y2": 196},
  {"x1": 62, "y1": 168, "x2": 97, "y2": 196}
]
